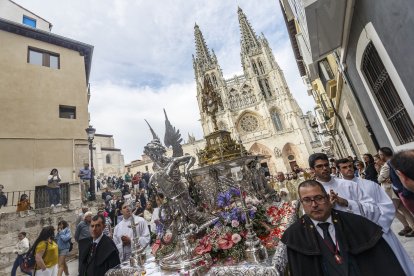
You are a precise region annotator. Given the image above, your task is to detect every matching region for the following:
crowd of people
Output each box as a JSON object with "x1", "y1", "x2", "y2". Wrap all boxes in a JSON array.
[
  {"x1": 70, "y1": 171, "x2": 163, "y2": 276},
  {"x1": 11, "y1": 223, "x2": 71, "y2": 276},
  {"x1": 8, "y1": 146, "x2": 414, "y2": 275},
  {"x1": 281, "y1": 148, "x2": 414, "y2": 275}
]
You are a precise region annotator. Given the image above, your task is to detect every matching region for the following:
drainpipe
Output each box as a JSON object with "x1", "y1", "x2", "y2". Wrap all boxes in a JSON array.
[{"x1": 333, "y1": 52, "x2": 380, "y2": 150}]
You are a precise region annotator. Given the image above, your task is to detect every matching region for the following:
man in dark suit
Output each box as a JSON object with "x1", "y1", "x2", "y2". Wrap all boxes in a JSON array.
[
  {"x1": 79, "y1": 214, "x2": 120, "y2": 276},
  {"x1": 281, "y1": 180, "x2": 405, "y2": 276}
]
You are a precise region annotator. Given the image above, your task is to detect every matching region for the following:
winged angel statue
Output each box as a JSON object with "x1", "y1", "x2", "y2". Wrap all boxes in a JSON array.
[{"x1": 144, "y1": 112, "x2": 215, "y2": 247}]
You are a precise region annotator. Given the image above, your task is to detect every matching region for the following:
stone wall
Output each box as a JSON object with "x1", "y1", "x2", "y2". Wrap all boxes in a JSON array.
[{"x1": 0, "y1": 182, "x2": 100, "y2": 275}]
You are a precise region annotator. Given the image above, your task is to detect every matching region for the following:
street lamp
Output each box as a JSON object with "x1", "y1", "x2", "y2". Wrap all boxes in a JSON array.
[{"x1": 85, "y1": 125, "x2": 96, "y2": 201}]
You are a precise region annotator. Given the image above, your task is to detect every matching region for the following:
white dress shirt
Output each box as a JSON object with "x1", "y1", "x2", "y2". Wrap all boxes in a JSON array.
[
  {"x1": 113, "y1": 215, "x2": 150, "y2": 261},
  {"x1": 310, "y1": 216, "x2": 337, "y2": 246}
]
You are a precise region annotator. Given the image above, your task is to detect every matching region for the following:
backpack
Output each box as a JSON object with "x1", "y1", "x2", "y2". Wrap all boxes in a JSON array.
[{"x1": 20, "y1": 241, "x2": 48, "y2": 273}]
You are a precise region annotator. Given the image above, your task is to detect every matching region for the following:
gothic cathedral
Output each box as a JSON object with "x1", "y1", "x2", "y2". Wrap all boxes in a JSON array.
[{"x1": 193, "y1": 8, "x2": 315, "y2": 173}]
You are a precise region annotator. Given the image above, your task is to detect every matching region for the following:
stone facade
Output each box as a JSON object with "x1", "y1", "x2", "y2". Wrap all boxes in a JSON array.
[
  {"x1": 192, "y1": 8, "x2": 318, "y2": 173},
  {"x1": 0, "y1": 1, "x2": 94, "y2": 192},
  {"x1": 0, "y1": 182, "x2": 101, "y2": 275},
  {"x1": 94, "y1": 134, "x2": 125, "y2": 177}
]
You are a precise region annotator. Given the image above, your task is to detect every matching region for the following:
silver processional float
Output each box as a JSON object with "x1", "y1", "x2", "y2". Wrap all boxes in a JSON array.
[{"x1": 106, "y1": 79, "x2": 298, "y2": 276}]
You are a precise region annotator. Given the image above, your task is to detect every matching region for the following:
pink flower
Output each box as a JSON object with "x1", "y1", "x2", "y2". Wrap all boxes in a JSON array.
[
  {"x1": 231, "y1": 220, "x2": 239, "y2": 228},
  {"x1": 218, "y1": 233, "x2": 234, "y2": 250},
  {"x1": 195, "y1": 236, "x2": 212, "y2": 255},
  {"x1": 231, "y1": 233, "x2": 241, "y2": 244}
]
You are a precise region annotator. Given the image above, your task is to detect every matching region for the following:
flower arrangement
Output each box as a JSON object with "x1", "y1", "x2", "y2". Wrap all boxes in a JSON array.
[
  {"x1": 152, "y1": 187, "x2": 297, "y2": 265},
  {"x1": 193, "y1": 188, "x2": 296, "y2": 264},
  {"x1": 258, "y1": 202, "x2": 296, "y2": 250}
]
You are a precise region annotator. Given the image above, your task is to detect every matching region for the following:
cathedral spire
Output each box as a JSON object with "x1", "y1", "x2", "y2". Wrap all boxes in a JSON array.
[
  {"x1": 194, "y1": 23, "x2": 213, "y2": 66},
  {"x1": 237, "y1": 7, "x2": 260, "y2": 54}
]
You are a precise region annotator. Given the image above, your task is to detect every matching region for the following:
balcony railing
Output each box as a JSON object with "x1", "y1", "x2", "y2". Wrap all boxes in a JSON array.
[{"x1": 0, "y1": 182, "x2": 70, "y2": 210}]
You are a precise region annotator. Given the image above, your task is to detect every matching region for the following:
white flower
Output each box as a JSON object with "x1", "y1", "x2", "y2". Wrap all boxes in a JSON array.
[
  {"x1": 231, "y1": 220, "x2": 239, "y2": 228},
  {"x1": 232, "y1": 233, "x2": 242, "y2": 243}
]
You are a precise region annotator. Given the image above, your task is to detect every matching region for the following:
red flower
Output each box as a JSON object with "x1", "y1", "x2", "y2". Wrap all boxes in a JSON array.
[
  {"x1": 195, "y1": 236, "x2": 212, "y2": 255},
  {"x1": 151, "y1": 239, "x2": 161, "y2": 255},
  {"x1": 217, "y1": 233, "x2": 234, "y2": 250}
]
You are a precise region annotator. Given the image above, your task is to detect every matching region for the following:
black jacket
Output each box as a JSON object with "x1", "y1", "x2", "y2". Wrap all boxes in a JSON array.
[
  {"x1": 281, "y1": 209, "x2": 405, "y2": 276},
  {"x1": 79, "y1": 234, "x2": 120, "y2": 276},
  {"x1": 364, "y1": 163, "x2": 378, "y2": 183}
]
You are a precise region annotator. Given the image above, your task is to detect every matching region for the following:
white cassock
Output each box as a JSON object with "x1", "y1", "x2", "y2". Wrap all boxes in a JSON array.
[
  {"x1": 353, "y1": 177, "x2": 414, "y2": 275},
  {"x1": 318, "y1": 177, "x2": 381, "y2": 222},
  {"x1": 113, "y1": 215, "x2": 151, "y2": 262},
  {"x1": 279, "y1": 181, "x2": 291, "y2": 202}
]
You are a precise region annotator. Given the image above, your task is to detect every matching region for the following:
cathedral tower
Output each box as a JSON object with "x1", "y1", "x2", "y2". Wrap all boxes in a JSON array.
[{"x1": 194, "y1": 9, "x2": 317, "y2": 173}]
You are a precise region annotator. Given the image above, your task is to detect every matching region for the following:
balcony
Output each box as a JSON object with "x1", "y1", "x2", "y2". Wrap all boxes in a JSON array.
[
  {"x1": 326, "y1": 79, "x2": 337, "y2": 99},
  {"x1": 304, "y1": 0, "x2": 348, "y2": 62}
]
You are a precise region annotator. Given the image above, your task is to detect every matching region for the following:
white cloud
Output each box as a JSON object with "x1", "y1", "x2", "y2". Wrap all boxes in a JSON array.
[{"x1": 14, "y1": 0, "x2": 316, "y2": 163}]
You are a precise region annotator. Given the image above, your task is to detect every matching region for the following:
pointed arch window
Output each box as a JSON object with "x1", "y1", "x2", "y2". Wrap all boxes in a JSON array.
[
  {"x1": 252, "y1": 61, "x2": 259, "y2": 75},
  {"x1": 264, "y1": 79, "x2": 272, "y2": 96},
  {"x1": 362, "y1": 42, "x2": 414, "y2": 144},
  {"x1": 106, "y1": 154, "x2": 111, "y2": 164},
  {"x1": 212, "y1": 74, "x2": 218, "y2": 87},
  {"x1": 242, "y1": 90, "x2": 249, "y2": 105},
  {"x1": 259, "y1": 81, "x2": 266, "y2": 98},
  {"x1": 271, "y1": 111, "x2": 284, "y2": 131},
  {"x1": 258, "y1": 59, "x2": 265, "y2": 74}
]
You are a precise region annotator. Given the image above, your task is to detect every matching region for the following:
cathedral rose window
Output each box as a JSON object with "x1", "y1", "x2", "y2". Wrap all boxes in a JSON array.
[{"x1": 240, "y1": 114, "x2": 259, "y2": 132}]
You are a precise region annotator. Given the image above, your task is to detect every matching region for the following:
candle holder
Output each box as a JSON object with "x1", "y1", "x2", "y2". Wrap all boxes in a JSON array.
[{"x1": 230, "y1": 166, "x2": 268, "y2": 263}]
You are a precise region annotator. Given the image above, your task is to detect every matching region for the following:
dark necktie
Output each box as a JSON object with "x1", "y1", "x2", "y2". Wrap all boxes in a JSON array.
[
  {"x1": 87, "y1": 242, "x2": 97, "y2": 263},
  {"x1": 318, "y1": 222, "x2": 335, "y2": 251}
]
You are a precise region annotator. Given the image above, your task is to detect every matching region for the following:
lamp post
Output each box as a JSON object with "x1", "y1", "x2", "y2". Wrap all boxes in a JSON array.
[{"x1": 85, "y1": 125, "x2": 96, "y2": 201}]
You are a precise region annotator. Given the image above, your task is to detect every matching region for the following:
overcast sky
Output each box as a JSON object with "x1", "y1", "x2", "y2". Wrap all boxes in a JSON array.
[{"x1": 15, "y1": 0, "x2": 315, "y2": 163}]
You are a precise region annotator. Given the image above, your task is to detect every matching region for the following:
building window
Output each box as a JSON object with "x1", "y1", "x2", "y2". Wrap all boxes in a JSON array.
[
  {"x1": 59, "y1": 105, "x2": 76, "y2": 119},
  {"x1": 252, "y1": 61, "x2": 259, "y2": 75},
  {"x1": 240, "y1": 114, "x2": 259, "y2": 133},
  {"x1": 28, "y1": 47, "x2": 60, "y2": 69},
  {"x1": 212, "y1": 74, "x2": 218, "y2": 87},
  {"x1": 258, "y1": 60, "x2": 265, "y2": 74},
  {"x1": 264, "y1": 79, "x2": 272, "y2": 96},
  {"x1": 23, "y1": 16, "x2": 36, "y2": 28},
  {"x1": 106, "y1": 154, "x2": 111, "y2": 164},
  {"x1": 362, "y1": 42, "x2": 414, "y2": 144},
  {"x1": 271, "y1": 111, "x2": 284, "y2": 131}
]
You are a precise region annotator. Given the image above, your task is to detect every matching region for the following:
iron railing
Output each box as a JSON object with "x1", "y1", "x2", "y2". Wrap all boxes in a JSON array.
[{"x1": 0, "y1": 182, "x2": 70, "y2": 210}]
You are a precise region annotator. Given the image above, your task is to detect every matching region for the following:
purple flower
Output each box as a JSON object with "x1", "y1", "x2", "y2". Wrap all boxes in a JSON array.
[
  {"x1": 217, "y1": 192, "x2": 232, "y2": 207},
  {"x1": 249, "y1": 209, "x2": 256, "y2": 219},
  {"x1": 240, "y1": 213, "x2": 246, "y2": 222},
  {"x1": 229, "y1": 187, "x2": 241, "y2": 197},
  {"x1": 230, "y1": 207, "x2": 240, "y2": 221}
]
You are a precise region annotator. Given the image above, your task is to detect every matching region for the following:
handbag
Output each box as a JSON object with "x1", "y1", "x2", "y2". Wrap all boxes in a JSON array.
[
  {"x1": 20, "y1": 241, "x2": 48, "y2": 273},
  {"x1": 69, "y1": 239, "x2": 73, "y2": 252}
]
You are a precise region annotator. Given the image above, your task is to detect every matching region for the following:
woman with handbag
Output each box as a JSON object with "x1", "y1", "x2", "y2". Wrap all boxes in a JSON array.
[
  {"x1": 11, "y1": 232, "x2": 31, "y2": 276},
  {"x1": 56, "y1": 220, "x2": 71, "y2": 276},
  {"x1": 33, "y1": 226, "x2": 59, "y2": 276}
]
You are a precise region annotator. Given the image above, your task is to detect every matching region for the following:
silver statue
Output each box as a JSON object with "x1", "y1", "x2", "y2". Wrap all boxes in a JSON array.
[{"x1": 144, "y1": 120, "x2": 216, "y2": 272}]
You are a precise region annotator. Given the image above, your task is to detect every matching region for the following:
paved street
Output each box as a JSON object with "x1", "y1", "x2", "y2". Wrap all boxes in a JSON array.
[{"x1": 392, "y1": 219, "x2": 414, "y2": 260}]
